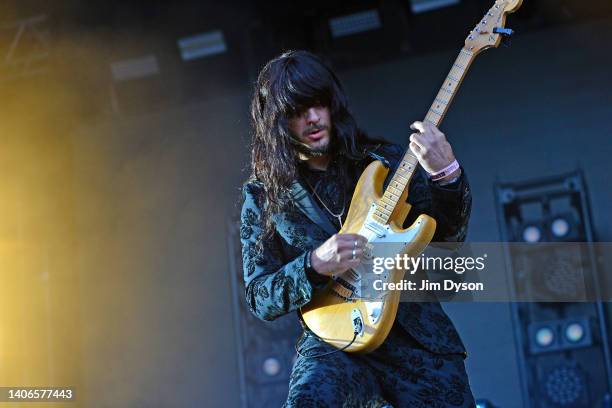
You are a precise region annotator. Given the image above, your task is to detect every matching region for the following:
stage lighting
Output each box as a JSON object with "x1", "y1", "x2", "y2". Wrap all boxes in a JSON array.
[
  {"x1": 244, "y1": 345, "x2": 294, "y2": 385},
  {"x1": 541, "y1": 248, "x2": 583, "y2": 299},
  {"x1": 177, "y1": 30, "x2": 227, "y2": 61},
  {"x1": 522, "y1": 225, "x2": 541, "y2": 243},
  {"x1": 544, "y1": 364, "x2": 585, "y2": 406},
  {"x1": 529, "y1": 318, "x2": 592, "y2": 354},
  {"x1": 529, "y1": 322, "x2": 560, "y2": 354},
  {"x1": 111, "y1": 55, "x2": 159, "y2": 81},
  {"x1": 262, "y1": 357, "x2": 281, "y2": 376},
  {"x1": 410, "y1": 0, "x2": 460, "y2": 14},
  {"x1": 535, "y1": 326, "x2": 555, "y2": 348},
  {"x1": 564, "y1": 322, "x2": 584, "y2": 343},
  {"x1": 560, "y1": 318, "x2": 592, "y2": 349},
  {"x1": 329, "y1": 10, "x2": 381, "y2": 38},
  {"x1": 551, "y1": 217, "x2": 570, "y2": 238}
]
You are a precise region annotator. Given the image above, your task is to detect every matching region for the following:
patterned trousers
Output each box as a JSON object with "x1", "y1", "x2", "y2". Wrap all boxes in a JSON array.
[{"x1": 284, "y1": 322, "x2": 475, "y2": 408}]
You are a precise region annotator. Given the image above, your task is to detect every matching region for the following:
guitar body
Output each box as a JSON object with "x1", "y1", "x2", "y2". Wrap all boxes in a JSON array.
[{"x1": 300, "y1": 160, "x2": 436, "y2": 353}]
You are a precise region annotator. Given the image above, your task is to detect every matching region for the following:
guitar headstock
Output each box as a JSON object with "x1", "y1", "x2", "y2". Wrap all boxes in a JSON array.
[{"x1": 464, "y1": 0, "x2": 523, "y2": 54}]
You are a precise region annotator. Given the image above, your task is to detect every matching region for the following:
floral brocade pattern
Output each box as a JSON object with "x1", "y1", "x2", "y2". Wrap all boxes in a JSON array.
[
  {"x1": 285, "y1": 324, "x2": 475, "y2": 407},
  {"x1": 239, "y1": 142, "x2": 474, "y2": 406}
]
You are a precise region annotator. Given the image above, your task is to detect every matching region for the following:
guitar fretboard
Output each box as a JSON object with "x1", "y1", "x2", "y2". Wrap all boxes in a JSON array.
[{"x1": 371, "y1": 48, "x2": 475, "y2": 225}]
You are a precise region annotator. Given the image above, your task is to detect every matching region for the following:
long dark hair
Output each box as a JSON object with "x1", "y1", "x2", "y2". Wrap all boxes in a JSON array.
[{"x1": 248, "y1": 50, "x2": 380, "y2": 244}]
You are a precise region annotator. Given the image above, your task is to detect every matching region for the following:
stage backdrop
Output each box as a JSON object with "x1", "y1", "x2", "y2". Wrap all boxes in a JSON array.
[{"x1": 64, "y1": 17, "x2": 612, "y2": 408}]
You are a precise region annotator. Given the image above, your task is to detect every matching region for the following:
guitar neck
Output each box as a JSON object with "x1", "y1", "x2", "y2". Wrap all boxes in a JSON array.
[
  {"x1": 372, "y1": 47, "x2": 476, "y2": 225},
  {"x1": 423, "y1": 48, "x2": 475, "y2": 127}
]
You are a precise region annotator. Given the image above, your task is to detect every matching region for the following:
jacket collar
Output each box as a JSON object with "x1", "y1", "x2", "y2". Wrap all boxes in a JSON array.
[{"x1": 288, "y1": 180, "x2": 338, "y2": 236}]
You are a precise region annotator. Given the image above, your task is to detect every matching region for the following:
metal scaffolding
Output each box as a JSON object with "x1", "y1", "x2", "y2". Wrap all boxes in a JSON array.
[{"x1": 0, "y1": 15, "x2": 50, "y2": 82}]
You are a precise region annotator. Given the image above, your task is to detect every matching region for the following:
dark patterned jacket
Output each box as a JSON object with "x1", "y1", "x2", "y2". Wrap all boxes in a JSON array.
[{"x1": 240, "y1": 143, "x2": 472, "y2": 355}]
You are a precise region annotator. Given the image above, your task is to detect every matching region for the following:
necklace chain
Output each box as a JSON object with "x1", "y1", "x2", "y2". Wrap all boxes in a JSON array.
[{"x1": 303, "y1": 176, "x2": 345, "y2": 228}]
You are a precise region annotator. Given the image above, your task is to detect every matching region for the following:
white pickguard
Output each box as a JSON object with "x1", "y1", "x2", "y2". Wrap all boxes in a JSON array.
[{"x1": 336, "y1": 203, "x2": 424, "y2": 325}]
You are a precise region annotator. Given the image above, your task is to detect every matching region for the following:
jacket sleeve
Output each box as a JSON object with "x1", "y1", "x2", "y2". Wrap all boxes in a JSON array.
[
  {"x1": 379, "y1": 143, "x2": 472, "y2": 243},
  {"x1": 239, "y1": 183, "x2": 314, "y2": 321},
  {"x1": 405, "y1": 165, "x2": 472, "y2": 243}
]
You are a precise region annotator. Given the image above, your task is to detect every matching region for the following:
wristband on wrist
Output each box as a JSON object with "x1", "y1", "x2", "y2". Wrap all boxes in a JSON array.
[
  {"x1": 429, "y1": 160, "x2": 460, "y2": 182},
  {"x1": 304, "y1": 249, "x2": 328, "y2": 285},
  {"x1": 304, "y1": 250, "x2": 316, "y2": 274}
]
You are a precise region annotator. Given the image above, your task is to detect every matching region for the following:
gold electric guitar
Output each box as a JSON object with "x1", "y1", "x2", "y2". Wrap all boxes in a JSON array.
[{"x1": 300, "y1": 0, "x2": 523, "y2": 353}]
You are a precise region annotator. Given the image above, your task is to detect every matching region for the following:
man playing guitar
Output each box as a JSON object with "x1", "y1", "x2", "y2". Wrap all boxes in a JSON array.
[{"x1": 240, "y1": 50, "x2": 474, "y2": 407}]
